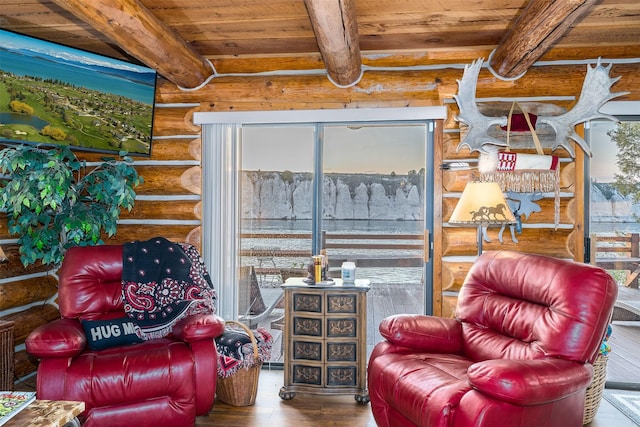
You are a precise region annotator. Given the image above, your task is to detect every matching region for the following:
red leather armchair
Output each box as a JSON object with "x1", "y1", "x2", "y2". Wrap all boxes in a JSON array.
[
  {"x1": 368, "y1": 251, "x2": 618, "y2": 427},
  {"x1": 26, "y1": 244, "x2": 225, "y2": 427}
]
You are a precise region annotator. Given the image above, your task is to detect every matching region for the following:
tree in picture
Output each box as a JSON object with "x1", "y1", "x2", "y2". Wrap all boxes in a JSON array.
[
  {"x1": 612, "y1": 122, "x2": 640, "y2": 219},
  {"x1": 0, "y1": 144, "x2": 142, "y2": 267}
]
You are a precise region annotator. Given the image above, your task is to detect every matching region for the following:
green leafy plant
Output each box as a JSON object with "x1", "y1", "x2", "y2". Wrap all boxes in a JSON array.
[
  {"x1": 0, "y1": 144, "x2": 142, "y2": 267},
  {"x1": 612, "y1": 122, "x2": 640, "y2": 205}
]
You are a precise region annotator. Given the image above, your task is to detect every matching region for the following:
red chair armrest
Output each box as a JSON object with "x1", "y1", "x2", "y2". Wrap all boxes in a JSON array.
[
  {"x1": 379, "y1": 314, "x2": 463, "y2": 353},
  {"x1": 173, "y1": 313, "x2": 225, "y2": 342},
  {"x1": 468, "y1": 358, "x2": 593, "y2": 405},
  {"x1": 25, "y1": 318, "x2": 86, "y2": 358}
]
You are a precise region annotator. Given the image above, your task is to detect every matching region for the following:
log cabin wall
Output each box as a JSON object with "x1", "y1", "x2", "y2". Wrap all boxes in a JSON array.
[{"x1": 1, "y1": 52, "x2": 639, "y2": 383}]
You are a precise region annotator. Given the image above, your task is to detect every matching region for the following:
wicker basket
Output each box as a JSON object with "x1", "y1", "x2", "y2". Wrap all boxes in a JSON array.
[
  {"x1": 583, "y1": 354, "x2": 608, "y2": 425},
  {"x1": 216, "y1": 321, "x2": 261, "y2": 406},
  {"x1": 0, "y1": 320, "x2": 15, "y2": 390}
]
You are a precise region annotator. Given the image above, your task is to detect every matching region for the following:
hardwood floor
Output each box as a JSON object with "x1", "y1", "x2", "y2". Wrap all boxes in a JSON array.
[
  {"x1": 199, "y1": 368, "x2": 637, "y2": 426},
  {"x1": 202, "y1": 368, "x2": 375, "y2": 426},
  {"x1": 608, "y1": 321, "x2": 640, "y2": 385},
  {"x1": 608, "y1": 285, "x2": 640, "y2": 385}
]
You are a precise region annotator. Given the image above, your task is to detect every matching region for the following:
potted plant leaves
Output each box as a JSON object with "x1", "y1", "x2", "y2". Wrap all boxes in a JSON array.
[{"x1": 0, "y1": 144, "x2": 142, "y2": 267}]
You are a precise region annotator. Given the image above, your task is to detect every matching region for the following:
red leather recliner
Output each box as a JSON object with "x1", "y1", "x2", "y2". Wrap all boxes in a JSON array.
[
  {"x1": 368, "y1": 251, "x2": 618, "y2": 427},
  {"x1": 26, "y1": 244, "x2": 225, "y2": 427}
]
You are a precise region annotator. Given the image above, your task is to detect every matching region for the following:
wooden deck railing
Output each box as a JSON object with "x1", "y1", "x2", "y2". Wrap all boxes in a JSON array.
[
  {"x1": 590, "y1": 233, "x2": 640, "y2": 288},
  {"x1": 240, "y1": 231, "x2": 426, "y2": 276},
  {"x1": 321, "y1": 232, "x2": 425, "y2": 268}
]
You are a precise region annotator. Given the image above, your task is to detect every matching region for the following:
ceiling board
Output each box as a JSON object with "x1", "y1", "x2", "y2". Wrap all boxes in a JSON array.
[{"x1": 1, "y1": 0, "x2": 638, "y2": 81}]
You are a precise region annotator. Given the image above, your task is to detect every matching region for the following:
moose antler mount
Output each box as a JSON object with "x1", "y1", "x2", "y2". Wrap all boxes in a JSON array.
[{"x1": 454, "y1": 58, "x2": 628, "y2": 157}]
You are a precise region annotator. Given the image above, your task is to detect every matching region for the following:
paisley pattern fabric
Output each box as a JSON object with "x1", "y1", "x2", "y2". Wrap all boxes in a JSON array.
[{"x1": 121, "y1": 237, "x2": 217, "y2": 339}]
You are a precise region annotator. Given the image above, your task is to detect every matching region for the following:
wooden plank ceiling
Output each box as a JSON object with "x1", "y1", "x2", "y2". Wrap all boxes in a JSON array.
[{"x1": 1, "y1": 0, "x2": 639, "y2": 89}]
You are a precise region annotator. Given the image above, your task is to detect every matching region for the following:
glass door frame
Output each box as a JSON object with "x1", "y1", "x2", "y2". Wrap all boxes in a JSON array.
[
  {"x1": 194, "y1": 107, "x2": 447, "y2": 320},
  {"x1": 584, "y1": 100, "x2": 640, "y2": 389},
  {"x1": 584, "y1": 101, "x2": 640, "y2": 248}
]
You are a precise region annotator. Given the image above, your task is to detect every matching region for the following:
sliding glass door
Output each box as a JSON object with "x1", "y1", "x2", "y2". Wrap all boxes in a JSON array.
[
  {"x1": 237, "y1": 122, "x2": 430, "y2": 362},
  {"x1": 322, "y1": 124, "x2": 427, "y2": 354},
  {"x1": 586, "y1": 117, "x2": 640, "y2": 388}
]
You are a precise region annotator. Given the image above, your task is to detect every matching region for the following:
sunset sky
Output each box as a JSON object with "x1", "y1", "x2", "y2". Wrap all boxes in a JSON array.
[
  {"x1": 589, "y1": 120, "x2": 620, "y2": 182},
  {"x1": 241, "y1": 124, "x2": 427, "y2": 175}
]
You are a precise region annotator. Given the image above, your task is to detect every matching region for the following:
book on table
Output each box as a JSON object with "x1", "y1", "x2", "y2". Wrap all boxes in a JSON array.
[{"x1": 0, "y1": 391, "x2": 37, "y2": 426}]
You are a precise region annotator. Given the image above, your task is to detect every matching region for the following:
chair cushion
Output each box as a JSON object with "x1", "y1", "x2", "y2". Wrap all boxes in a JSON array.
[
  {"x1": 457, "y1": 251, "x2": 617, "y2": 363},
  {"x1": 57, "y1": 245, "x2": 126, "y2": 319},
  {"x1": 59, "y1": 339, "x2": 195, "y2": 412},
  {"x1": 368, "y1": 350, "x2": 473, "y2": 426},
  {"x1": 81, "y1": 317, "x2": 143, "y2": 351}
]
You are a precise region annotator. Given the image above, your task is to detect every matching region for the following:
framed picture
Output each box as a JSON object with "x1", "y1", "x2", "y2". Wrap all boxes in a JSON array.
[{"x1": 0, "y1": 29, "x2": 157, "y2": 156}]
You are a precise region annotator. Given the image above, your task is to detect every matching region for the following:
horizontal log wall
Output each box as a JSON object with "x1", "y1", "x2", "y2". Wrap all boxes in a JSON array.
[{"x1": 2, "y1": 54, "x2": 639, "y2": 381}]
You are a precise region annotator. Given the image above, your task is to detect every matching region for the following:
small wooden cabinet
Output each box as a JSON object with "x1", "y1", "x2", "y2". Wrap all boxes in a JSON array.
[{"x1": 279, "y1": 279, "x2": 370, "y2": 404}]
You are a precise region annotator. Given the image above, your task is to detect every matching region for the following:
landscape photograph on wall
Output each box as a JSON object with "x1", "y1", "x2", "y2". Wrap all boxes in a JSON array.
[{"x1": 0, "y1": 29, "x2": 156, "y2": 156}]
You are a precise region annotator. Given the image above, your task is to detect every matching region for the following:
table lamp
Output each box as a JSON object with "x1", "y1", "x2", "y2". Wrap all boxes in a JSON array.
[{"x1": 449, "y1": 181, "x2": 516, "y2": 255}]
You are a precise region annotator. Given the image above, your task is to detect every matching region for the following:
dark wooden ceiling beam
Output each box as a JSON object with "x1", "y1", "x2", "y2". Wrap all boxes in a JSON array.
[
  {"x1": 303, "y1": 0, "x2": 362, "y2": 87},
  {"x1": 489, "y1": 0, "x2": 598, "y2": 79},
  {"x1": 50, "y1": 0, "x2": 214, "y2": 89}
]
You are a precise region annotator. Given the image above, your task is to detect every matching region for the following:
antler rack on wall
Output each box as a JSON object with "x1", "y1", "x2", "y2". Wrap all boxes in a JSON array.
[{"x1": 454, "y1": 58, "x2": 629, "y2": 158}]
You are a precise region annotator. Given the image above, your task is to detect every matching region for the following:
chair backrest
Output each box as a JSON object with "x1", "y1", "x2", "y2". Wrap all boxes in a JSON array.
[
  {"x1": 57, "y1": 244, "x2": 126, "y2": 320},
  {"x1": 456, "y1": 250, "x2": 617, "y2": 364}
]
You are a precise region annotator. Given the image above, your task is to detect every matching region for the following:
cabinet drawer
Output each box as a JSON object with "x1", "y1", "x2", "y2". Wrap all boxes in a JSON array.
[
  {"x1": 326, "y1": 366, "x2": 358, "y2": 387},
  {"x1": 326, "y1": 317, "x2": 357, "y2": 338},
  {"x1": 327, "y1": 293, "x2": 358, "y2": 314},
  {"x1": 291, "y1": 364, "x2": 323, "y2": 386},
  {"x1": 293, "y1": 292, "x2": 322, "y2": 313},
  {"x1": 327, "y1": 342, "x2": 357, "y2": 362},
  {"x1": 293, "y1": 316, "x2": 322, "y2": 337},
  {"x1": 292, "y1": 340, "x2": 322, "y2": 361}
]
